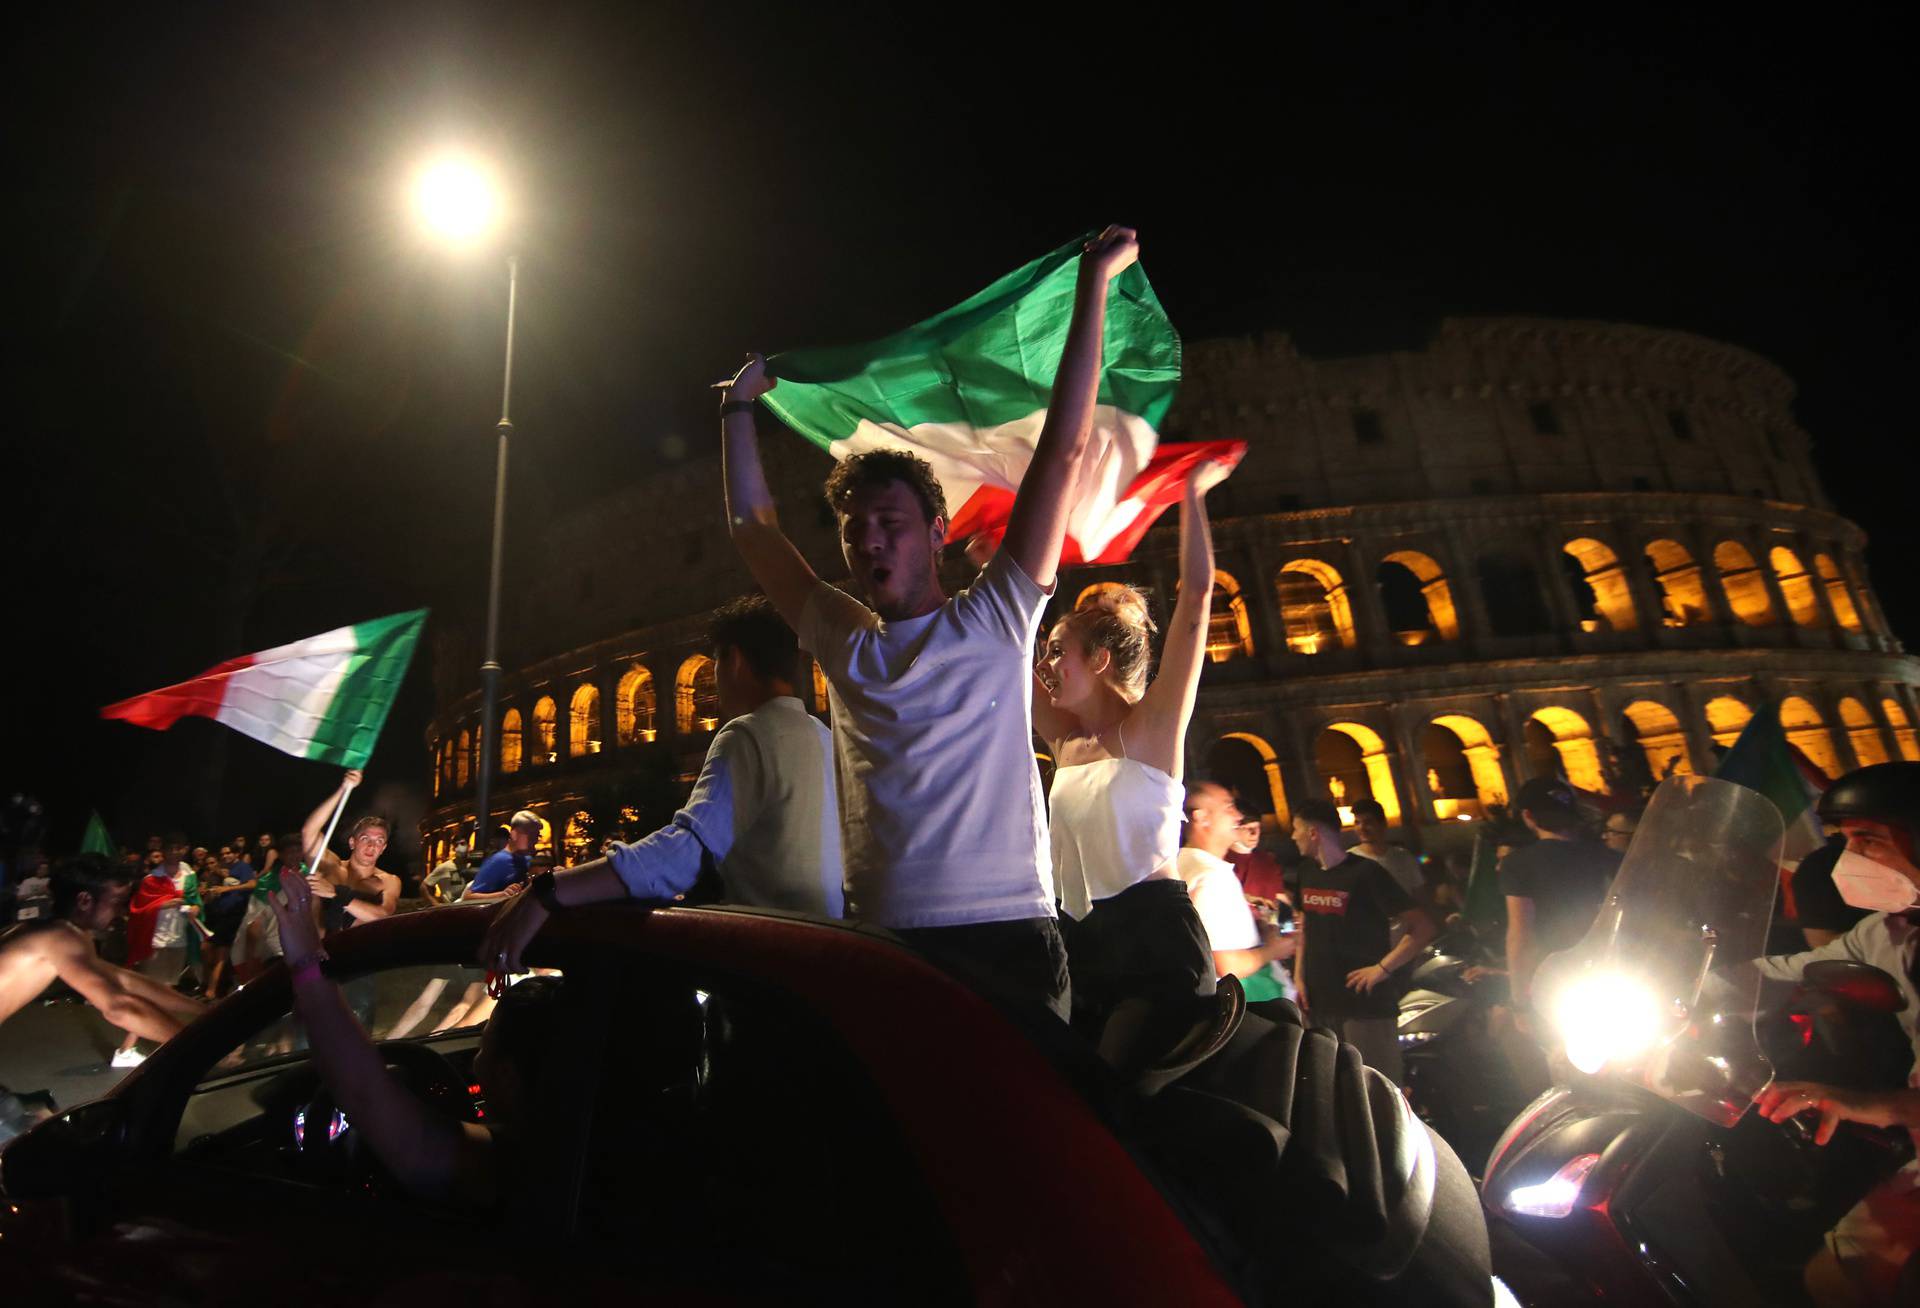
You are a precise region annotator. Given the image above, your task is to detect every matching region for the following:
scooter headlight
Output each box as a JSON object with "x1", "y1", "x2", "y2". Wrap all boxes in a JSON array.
[
  {"x1": 1552, "y1": 971, "x2": 1663, "y2": 1075},
  {"x1": 1503, "y1": 1152, "x2": 1601, "y2": 1219}
]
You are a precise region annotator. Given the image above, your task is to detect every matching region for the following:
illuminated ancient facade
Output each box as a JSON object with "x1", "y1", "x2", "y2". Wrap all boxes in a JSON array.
[{"x1": 422, "y1": 317, "x2": 1920, "y2": 863}]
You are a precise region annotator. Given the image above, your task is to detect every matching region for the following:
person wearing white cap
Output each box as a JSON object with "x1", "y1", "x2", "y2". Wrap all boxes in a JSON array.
[{"x1": 461, "y1": 811, "x2": 542, "y2": 904}]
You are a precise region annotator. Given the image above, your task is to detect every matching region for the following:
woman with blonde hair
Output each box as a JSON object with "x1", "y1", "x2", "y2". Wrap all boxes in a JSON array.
[{"x1": 1034, "y1": 457, "x2": 1234, "y2": 1073}]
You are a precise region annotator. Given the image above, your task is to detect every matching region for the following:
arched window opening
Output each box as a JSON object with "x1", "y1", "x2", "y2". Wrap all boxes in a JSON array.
[
  {"x1": 1563, "y1": 538, "x2": 1639, "y2": 632},
  {"x1": 1839, "y1": 697, "x2": 1889, "y2": 768},
  {"x1": 1274, "y1": 559, "x2": 1356, "y2": 654},
  {"x1": 1780, "y1": 697, "x2": 1842, "y2": 779},
  {"x1": 1525, "y1": 707, "x2": 1608, "y2": 794},
  {"x1": 563, "y1": 810, "x2": 594, "y2": 865},
  {"x1": 500, "y1": 709, "x2": 524, "y2": 774},
  {"x1": 1768, "y1": 547, "x2": 1823, "y2": 628},
  {"x1": 1645, "y1": 539, "x2": 1711, "y2": 627},
  {"x1": 1378, "y1": 550, "x2": 1461, "y2": 643},
  {"x1": 677, "y1": 655, "x2": 719, "y2": 733},
  {"x1": 569, "y1": 683, "x2": 603, "y2": 757},
  {"x1": 456, "y1": 729, "x2": 472, "y2": 788},
  {"x1": 813, "y1": 661, "x2": 830, "y2": 714},
  {"x1": 1714, "y1": 540, "x2": 1778, "y2": 626},
  {"x1": 1314, "y1": 722, "x2": 1400, "y2": 826},
  {"x1": 1206, "y1": 570, "x2": 1255, "y2": 662},
  {"x1": 1705, "y1": 696, "x2": 1754, "y2": 748},
  {"x1": 531, "y1": 696, "x2": 558, "y2": 765},
  {"x1": 616, "y1": 666, "x2": 656, "y2": 744},
  {"x1": 1620, "y1": 700, "x2": 1691, "y2": 785},
  {"x1": 440, "y1": 739, "x2": 455, "y2": 793},
  {"x1": 1882, "y1": 698, "x2": 1920, "y2": 762},
  {"x1": 1424, "y1": 714, "x2": 1508, "y2": 820},
  {"x1": 431, "y1": 739, "x2": 443, "y2": 797},
  {"x1": 1476, "y1": 555, "x2": 1554, "y2": 637},
  {"x1": 1814, "y1": 554, "x2": 1865, "y2": 633},
  {"x1": 1209, "y1": 733, "x2": 1289, "y2": 827}
]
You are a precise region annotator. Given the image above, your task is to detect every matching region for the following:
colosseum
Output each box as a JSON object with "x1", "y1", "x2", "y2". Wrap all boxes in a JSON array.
[{"x1": 420, "y1": 316, "x2": 1920, "y2": 866}]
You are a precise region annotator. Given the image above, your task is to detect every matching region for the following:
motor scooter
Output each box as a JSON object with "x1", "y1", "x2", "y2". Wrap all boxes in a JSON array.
[{"x1": 1480, "y1": 774, "x2": 1914, "y2": 1306}]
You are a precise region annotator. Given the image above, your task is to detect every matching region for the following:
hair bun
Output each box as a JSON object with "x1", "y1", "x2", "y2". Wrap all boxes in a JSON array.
[{"x1": 1075, "y1": 582, "x2": 1156, "y2": 636}]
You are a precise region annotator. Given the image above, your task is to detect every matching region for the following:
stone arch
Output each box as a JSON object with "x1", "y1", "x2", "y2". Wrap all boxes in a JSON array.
[
  {"x1": 563, "y1": 809, "x2": 594, "y2": 864},
  {"x1": 1315, "y1": 722, "x2": 1401, "y2": 825},
  {"x1": 1273, "y1": 559, "x2": 1356, "y2": 655},
  {"x1": 1768, "y1": 546, "x2": 1823, "y2": 628},
  {"x1": 440, "y1": 738, "x2": 455, "y2": 793},
  {"x1": 812, "y1": 661, "x2": 830, "y2": 714},
  {"x1": 615, "y1": 665, "x2": 657, "y2": 744},
  {"x1": 456, "y1": 728, "x2": 472, "y2": 788},
  {"x1": 1714, "y1": 540, "x2": 1778, "y2": 626},
  {"x1": 1378, "y1": 550, "x2": 1461, "y2": 643},
  {"x1": 676, "y1": 655, "x2": 719, "y2": 733},
  {"x1": 1207, "y1": 569, "x2": 1255, "y2": 662},
  {"x1": 431, "y1": 738, "x2": 444, "y2": 797},
  {"x1": 1704, "y1": 695, "x2": 1754, "y2": 748},
  {"x1": 1619, "y1": 700, "x2": 1691, "y2": 782},
  {"x1": 1882, "y1": 698, "x2": 1920, "y2": 761},
  {"x1": 531, "y1": 696, "x2": 558, "y2": 764},
  {"x1": 1524, "y1": 706, "x2": 1608, "y2": 793},
  {"x1": 1779, "y1": 696, "x2": 1842, "y2": 779},
  {"x1": 1476, "y1": 553, "x2": 1553, "y2": 637},
  {"x1": 1209, "y1": 732, "x2": 1290, "y2": 826},
  {"x1": 1423, "y1": 714, "x2": 1508, "y2": 818},
  {"x1": 1839, "y1": 697, "x2": 1889, "y2": 767},
  {"x1": 499, "y1": 709, "x2": 524, "y2": 774},
  {"x1": 569, "y1": 683, "x2": 603, "y2": 757},
  {"x1": 1562, "y1": 538, "x2": 1639, "y2": 632},
  {"x1": 1644, "y1": 539, "x2": 1711, "y2": 627},
  {"x1": 1814, "y1": 554, "x2": 1865, "y2": 632}
]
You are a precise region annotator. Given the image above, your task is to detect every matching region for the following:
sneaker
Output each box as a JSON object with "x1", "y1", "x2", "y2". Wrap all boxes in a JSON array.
[{"x1": 110, "y1": 1048, "x2": 146, "y2": 1069}]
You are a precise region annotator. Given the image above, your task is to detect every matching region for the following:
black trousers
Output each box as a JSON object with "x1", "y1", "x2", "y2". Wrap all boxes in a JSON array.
[
  {"x1": 1059, "y1": 878, "x2": 1216, "y2": 1078},
  {"x1": 893, "y1": 917, "x2": 1072, "y2": 1024}
]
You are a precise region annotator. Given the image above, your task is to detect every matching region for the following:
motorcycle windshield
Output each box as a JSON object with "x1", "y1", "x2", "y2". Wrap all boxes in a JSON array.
[{"x1": 1533, "y1": 774, "x2": 1785, "y2": 1127}]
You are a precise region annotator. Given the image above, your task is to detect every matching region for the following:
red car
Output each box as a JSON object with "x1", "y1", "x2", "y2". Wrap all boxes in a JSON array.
[{"x1": 1, "y1": 905, "x2": 1493, "y2": 1305}]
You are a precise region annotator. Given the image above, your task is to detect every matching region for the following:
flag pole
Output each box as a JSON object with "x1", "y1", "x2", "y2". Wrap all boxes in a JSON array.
[{"x1": 303, "y1": 778, "x2": 358, "y2": 874}]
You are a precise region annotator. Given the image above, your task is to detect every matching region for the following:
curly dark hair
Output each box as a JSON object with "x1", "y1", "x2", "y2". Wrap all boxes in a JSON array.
[{"x1": 823, "y1": 449, "x2": 948, "y2": 526}]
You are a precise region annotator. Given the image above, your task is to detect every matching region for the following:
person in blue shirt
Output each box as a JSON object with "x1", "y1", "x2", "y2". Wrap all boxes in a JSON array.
[{"x1": 462, "y1": 812, "x2": 540, "y2": 902}]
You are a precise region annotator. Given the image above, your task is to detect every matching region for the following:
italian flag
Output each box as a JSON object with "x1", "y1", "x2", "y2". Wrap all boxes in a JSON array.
[
  {"x1": 1714, "y1": 703, "x2": 1830, "y2": 877},
  {"x1": 763, "y1": 233, "x2": 1244, "y2": 565},
  {"x1": 101, "y1": 610, "x2": 427, "y2": 769}
]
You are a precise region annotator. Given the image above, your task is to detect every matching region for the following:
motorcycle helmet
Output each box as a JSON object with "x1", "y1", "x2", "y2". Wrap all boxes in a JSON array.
[{"x1": 1816, "y1": 762, "x2": 1920, "y2": 837}]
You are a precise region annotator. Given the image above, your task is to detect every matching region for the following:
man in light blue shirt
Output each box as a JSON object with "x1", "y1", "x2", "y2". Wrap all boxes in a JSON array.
[{"x1": 479, "y1": 597, "x2": 842, "y2": 971}]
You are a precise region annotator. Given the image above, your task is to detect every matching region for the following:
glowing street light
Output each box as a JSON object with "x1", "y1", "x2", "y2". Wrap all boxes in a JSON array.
[{"x1": 411, "y1": 151, "x2": 518, "y2": 854}]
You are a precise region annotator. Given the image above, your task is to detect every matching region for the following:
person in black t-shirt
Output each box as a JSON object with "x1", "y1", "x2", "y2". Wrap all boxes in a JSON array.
[
  {"x1": 1498, "y1": 777, "x2": 1621, "y2": 1012},
  {"x1": 1788, "y1": 835, "x2": 1869, "y2": 947},
  {"x1": 1290, "y1": 798, "x2": 1435, "y2": 1083}
]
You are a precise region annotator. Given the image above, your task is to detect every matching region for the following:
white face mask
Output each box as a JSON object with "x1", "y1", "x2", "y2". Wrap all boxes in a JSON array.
[{"x1": 1831, "y1": 849, "x2": 1920, "y2": 913}]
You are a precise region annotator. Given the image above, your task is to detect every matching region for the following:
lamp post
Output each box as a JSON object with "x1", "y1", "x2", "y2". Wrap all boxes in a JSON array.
[{"x1": 413, "y1": 155, "x2": 514, "y2": 854}]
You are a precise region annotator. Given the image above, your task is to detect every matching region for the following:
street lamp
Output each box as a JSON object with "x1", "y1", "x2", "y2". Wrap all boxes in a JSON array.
[{"x1": 412, "y1": 154, "x2": 516, "y2": 857}]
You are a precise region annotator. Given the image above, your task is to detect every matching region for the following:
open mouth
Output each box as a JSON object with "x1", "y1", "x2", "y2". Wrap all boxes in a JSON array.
[{"x1": 868, "y1": 565, "x2": 893, "y2": 587}]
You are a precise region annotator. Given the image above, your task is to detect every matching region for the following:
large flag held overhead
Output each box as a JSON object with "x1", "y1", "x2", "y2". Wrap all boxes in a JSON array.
[
  {"x1": 101, "y1": 610, "x2": 427, "y2": 770},
  {"x1": 763, "y1": 233, "x2": 1244, "y2": 566},
  {"x1": 1714, "y1": 703, "x2": 1830, "y2": 873}
]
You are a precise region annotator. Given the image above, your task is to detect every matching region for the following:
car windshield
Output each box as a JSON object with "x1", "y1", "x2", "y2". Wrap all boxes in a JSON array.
[{"x1": 1533, "y1": 774, "x2": 1785, "y2": 1126}]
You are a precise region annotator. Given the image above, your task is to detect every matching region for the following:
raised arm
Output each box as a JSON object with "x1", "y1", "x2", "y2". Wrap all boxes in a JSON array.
[
  {"x1": 1130, "y1": 460, "x2": 1233, "y2": 777},
  {"x1": 300, "y1": 769, "x2": 361, "y2": 859},
  {"x1": 720, "y1": 354, "x2": 822, "y2": 631},
  {"x1": 999, "y1": 226, "x2": 1139, "y2": 590}
]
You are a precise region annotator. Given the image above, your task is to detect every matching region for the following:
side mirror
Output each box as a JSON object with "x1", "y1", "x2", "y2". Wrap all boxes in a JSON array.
[
  {"x1": 0, "y1": 1098, "x2": 126, "y2": 1199},
  {"x1": 1801, "y1": 959, "x2": 1908, "y2": 1014}
]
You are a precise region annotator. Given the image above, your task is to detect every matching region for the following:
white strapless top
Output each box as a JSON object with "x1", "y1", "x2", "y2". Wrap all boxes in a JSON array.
[{"x1": 1048, "y1": 755, "x2": 1184, "y2": 920}]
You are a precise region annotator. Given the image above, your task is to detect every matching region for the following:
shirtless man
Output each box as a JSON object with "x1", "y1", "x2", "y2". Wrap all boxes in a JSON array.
[
  {"x1": 299, "y1": 769, "x2": 402, "y2": 931},
  {"x1": 0, "y1": 853, "x2": 203, "y2": 1045}
]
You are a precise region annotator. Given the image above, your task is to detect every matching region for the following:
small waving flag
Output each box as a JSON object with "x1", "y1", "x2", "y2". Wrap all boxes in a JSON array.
[
  {"x1": 763, "y1": 233, "x2": 1243, "y2": 565},
  {"x1": 1714, "y1": 704, "x2": 1829, "y2": 874},
  {"x1": 102, "y1": 610, "x2": 427, "y2": 769}
]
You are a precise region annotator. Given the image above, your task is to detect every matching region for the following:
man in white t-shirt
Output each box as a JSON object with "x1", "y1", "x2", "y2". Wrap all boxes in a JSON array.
[
  {"x1": 710, "y1": 228, "x2": 1143, "y2": 1021},
  {"x1": 1351, "y1": 799, "x2": 1424, "y2": 899},
  {"x1": 482, "y1": 597, "x2": 844, "y2": 970},
  {"x1": 1178, "y1": 782, "x2": 1293, "y2": 1003}
]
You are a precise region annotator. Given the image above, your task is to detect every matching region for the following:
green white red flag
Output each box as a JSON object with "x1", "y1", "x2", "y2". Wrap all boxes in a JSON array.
[
  {"x1": 101, "y1": 610, "x2": 427, "y2": 769},
  {"x1": 763, "y1": 233, "x2": 1243, "y2": 565},
  {"x1": 1713, "y1": 703, "x2": 1830, "y2": 872}
]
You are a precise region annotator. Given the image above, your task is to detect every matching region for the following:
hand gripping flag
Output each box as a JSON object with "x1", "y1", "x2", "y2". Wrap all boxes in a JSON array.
[
  {"x1": 762, "y1": 233, "x2": 1244, "y2": 565},
  {"x1": 101, "y1": 610, "x2": 427, "y2": 770}
]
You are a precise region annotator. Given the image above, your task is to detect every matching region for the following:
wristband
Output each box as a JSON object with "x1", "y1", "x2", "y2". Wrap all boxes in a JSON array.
[
  {"x1": 531, "y1": 871, "x2": 561, "y2": 911},
  {"x1": 720, "y1": 399, "x2": 756, "y2": 417}
]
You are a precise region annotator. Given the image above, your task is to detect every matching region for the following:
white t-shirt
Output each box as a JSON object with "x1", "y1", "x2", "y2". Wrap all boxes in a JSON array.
[
  {"x1": 1358, "y1": 842, "x2": 1424, "y2": 898},
  {"x1": 798, "y1": 550, "x2": 1054, "y2": 928},
  {"x1": 1179, "y1": 847, "x2": 1261, "y2": 952}
]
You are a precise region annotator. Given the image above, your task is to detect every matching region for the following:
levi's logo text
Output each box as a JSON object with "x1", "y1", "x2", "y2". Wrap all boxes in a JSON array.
[{"x1": 1302, "y1": 887, "x2": 1350, "y2": 915}]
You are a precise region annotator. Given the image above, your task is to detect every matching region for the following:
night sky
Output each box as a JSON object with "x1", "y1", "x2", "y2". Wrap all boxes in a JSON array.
[{"x1": 7, "y1": 5, "x2": 1912, "y2": 864}]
